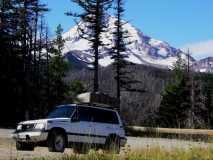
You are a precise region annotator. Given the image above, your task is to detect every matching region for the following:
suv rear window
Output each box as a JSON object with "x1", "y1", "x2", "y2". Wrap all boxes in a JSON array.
[
  {"x1": 78, "y1": 106, "x2": 119, "y2": 124},
  {"x1": 93, "y1": 108, "x2": 119, "y2": 124}
]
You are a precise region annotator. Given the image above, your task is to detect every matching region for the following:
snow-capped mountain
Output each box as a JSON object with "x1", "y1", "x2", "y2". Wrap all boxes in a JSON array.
[
  {"x1": 192, "y1": 57, "x2": 213, "y2": 73},
  {"x1": 62, "y1": 16, "x2": 193, "y2": 69}
]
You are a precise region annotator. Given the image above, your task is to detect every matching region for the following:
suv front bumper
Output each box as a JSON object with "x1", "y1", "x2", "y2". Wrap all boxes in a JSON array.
[{"x1": 12, "y1": 131, "x2": 48, "y2": 143}]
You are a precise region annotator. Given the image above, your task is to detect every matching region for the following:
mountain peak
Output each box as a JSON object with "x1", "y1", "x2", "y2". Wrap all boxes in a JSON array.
[
  {"x1": 192, "y1": 57, "x2": 213, "y2": 73},
  {"x1": 62, "y1": 15, "x2": 191, "y2": 69}
]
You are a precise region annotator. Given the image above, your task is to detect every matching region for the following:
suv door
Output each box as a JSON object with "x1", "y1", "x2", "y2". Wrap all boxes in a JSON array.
[
  {"x1": 68, "y1": 106, "x2": 94, "y2": 144},
  {"x1": 92, "y1": 109, "x2": 120, "y2": 144}
]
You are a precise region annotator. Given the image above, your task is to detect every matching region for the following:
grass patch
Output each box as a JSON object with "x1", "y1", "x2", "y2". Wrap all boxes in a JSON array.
[
  {"x1": 31, "y1": 148, "x2": 213, "y2": 160},
  {"x1": 127, "y1": 148, "x2": 213, "y2": 160},
  {"x1": 208, "y1": 138, "x2": 213, "y2": 143}
]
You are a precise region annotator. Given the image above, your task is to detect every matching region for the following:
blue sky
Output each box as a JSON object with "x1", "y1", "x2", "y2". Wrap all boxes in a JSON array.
[{"x1": 42, "y1": 0, "x2": 213, "y2": 59}]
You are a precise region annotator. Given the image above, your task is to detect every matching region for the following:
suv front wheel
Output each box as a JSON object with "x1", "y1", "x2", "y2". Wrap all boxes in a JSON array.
[{"x1": 47, "y1": 130, "x2": 66, "y2": 153}]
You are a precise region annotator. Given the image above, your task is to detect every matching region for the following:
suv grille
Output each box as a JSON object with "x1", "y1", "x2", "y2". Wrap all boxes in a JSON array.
[{"x1": 21, "y1": 124, "x2": 35, "y2": 132}]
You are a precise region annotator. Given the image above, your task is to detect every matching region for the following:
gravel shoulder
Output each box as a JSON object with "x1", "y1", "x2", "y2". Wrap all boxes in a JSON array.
[{"x1": 0, "y1": 129, "x2": 212, "y2": 160}]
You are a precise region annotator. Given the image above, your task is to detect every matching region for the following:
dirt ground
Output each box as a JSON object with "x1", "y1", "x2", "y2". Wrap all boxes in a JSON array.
[
  {"x1": 0, "y1": 138, "x2": 75, "y2": 160},
  {"x1": 0, "y1": 129, "x2": 212, "y2": 160}
]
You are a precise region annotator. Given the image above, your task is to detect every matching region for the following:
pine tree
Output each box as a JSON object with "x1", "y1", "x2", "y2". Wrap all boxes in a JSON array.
[
  {"x1": 205, "y1": 85, "x2": 213, "y2": 127},
  {"x1": 16, "y1": 0, "x2": 48, "y2": 119},
  {"x1": 0, "y1": 0, "x2": 49, "y2": 122},
  {"x1": 44, "y1": 24, "x2": 51, "y2": 113},
  {"x1": 48, "y1": 24, "x2": 69, "y2": 107},
  {"x1": 156, "y1": 58, "x2": 189, "y2": 128},
  {"x1": 67, "y1": 0, "x2": 112, "y2": 92},
  {"x1": 111, "y1": 0, "x2": 125, "y2": 105},
  {"x1": 0, "y1": 0, "x2": 53, "y2": 124},
  {"x1": 0, "y1": 0, "x2": 22, "y2": 125},
  {"x1": 184, "y1": 75, "x2": 207, "y2": 128},
  {"x1": 111, "y1": 0, "x2": 128, "y2": 110},
  {"x1": 111, "y1": 0, "x2": 144, "y2": 111},
  {"x1": 31, "y1": 0, "x2": 48, "y2": 87},
  {"x1": 196, "y1": 73, "x2": 213, "y2": 128},
  {"x1": 205, "y1": 77, "x2": 213, "y2": 128},
  {"x1": 156, "y1": 54, "x2": 207, "y2": 128}
]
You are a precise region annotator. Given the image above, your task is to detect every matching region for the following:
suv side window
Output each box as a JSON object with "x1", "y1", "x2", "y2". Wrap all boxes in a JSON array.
[
  {"x1": 93, "y1": 108, "x2": 119, "y2": 124},
  {"x1": 71, "y1": 108, "x2": 79, "y2": 122},
  {"x1": 78, "y1": 107, "x2": 93, "y2": 122},
  {"x1": 107, "y1": 111, "x2": 119, "y2": 124}
]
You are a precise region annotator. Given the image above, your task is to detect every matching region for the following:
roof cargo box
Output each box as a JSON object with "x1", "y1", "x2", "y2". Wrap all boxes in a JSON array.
[{"x1": 77, "y1": 92, "x2": 119, "y2": 110}]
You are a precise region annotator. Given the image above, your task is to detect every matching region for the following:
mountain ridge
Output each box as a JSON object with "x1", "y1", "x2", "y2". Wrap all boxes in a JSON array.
[
  {"x1": 192, "y1": 57, "x2": 213, "y2": 73},
  {"x1": 62, "y1": 16, "x2": 195, "y2": 69}
]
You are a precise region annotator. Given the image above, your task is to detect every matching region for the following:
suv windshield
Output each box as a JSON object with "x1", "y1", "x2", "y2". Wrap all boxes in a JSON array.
[{"x1": 47, "y1": 105, "x2": 75, "y2": 118}]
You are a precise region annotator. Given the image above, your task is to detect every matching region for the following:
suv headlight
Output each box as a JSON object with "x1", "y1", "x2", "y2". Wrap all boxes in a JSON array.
[
  {"x1": 34, "y1": 123, "x2": 45, "y2": 130},
  {"x1": 16, "y1": 125, "x2": 22, "y2": 131}
]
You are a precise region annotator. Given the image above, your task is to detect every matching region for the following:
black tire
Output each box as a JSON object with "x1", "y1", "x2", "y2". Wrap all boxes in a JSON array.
[
  {"x1": 105, "y1": 136, "x2": 120, "y2": 154},
  {"x1": 73, "y1": 144, "x2": 89, "y2": 154},
  {"x1": 16, "y1": 141, "x2": 34, "y2": 151},
  {"x1": 47, "y1": 130, "x2": 66, "y2": 153}
]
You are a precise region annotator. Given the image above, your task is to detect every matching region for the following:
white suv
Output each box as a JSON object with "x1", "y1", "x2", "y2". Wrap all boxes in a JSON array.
[{"x1": 12, "y1": 104, "x2": 127, "y2": 153}]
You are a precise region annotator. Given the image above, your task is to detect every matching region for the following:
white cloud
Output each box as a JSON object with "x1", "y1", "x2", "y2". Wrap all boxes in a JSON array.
[{"x1": 181, "y1": 40, "x2": 213, "y2": 60}]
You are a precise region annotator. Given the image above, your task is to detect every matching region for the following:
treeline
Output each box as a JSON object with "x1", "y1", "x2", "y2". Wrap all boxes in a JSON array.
[
  {"x1": 0, "y1": 0, "x2": 133, "y2": 126},
  {"x1": 66, "y1": 65, "x2": 172, "y2": 126},
  {"x1": 0, "y1": 0, "x2": 71, "y2": 126},
  {"x1": 67, "y1": 0, "x2": 142, "y2": 111},
  {"x1": 67, "y1": 60, "x2": 213, "y2": 129},
  {"x1": 1, "y1": 0, "x2": 213, "y2": 129},
  {"x1": 155, "y1": 56, "x2": 213, "y2": 129}
]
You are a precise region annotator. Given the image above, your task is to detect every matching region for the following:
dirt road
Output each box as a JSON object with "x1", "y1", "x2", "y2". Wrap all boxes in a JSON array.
[
  {"x1": 0, "y1": 129, "x2": 212, "y2": 160},
  {"x1": 0, "y1": 129, "x2": 13, "y2": 138}
]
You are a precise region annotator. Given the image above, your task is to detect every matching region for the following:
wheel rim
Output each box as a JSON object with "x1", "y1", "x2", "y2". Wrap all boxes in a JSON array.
[{"x1": 55, "y1": 135, "x2": 64, "y2": 151}]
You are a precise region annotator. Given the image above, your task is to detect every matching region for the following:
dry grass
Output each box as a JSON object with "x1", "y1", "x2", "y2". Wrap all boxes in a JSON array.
[
  {"x1": 31, "y1": 147, "x2": 213, "y2": 160},
  {"x1": 0, "y1": 137, "x2": 212, "y2": 160}
]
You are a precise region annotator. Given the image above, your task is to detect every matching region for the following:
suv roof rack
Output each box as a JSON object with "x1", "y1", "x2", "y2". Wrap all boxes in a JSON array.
[
  {"x1": 77, "y1": 92, "x2": 119, "y2": 111},
  {"x1": 79, "y1": 103, "x2": 117, "y2": 110}
]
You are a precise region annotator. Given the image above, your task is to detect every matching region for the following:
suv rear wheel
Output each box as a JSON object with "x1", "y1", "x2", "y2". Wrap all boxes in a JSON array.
[
  {"x1": 105, "y1": 136, "x2": 120, "y2": 154},
  {"x1": 47, "y1": 130, "x2": 66, "y2": 153},
  {"x1": 16, "y1": 141, "x2": 34, "y2": 151}
]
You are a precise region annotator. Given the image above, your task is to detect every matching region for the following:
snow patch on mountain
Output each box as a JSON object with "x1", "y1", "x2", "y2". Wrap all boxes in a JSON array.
[
  {"x1": 192, "y1": 57, "x2": 213, "y2": 73},
  {"x1": 62, "y1": 16, "x2": 192, "y2": 69}
]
